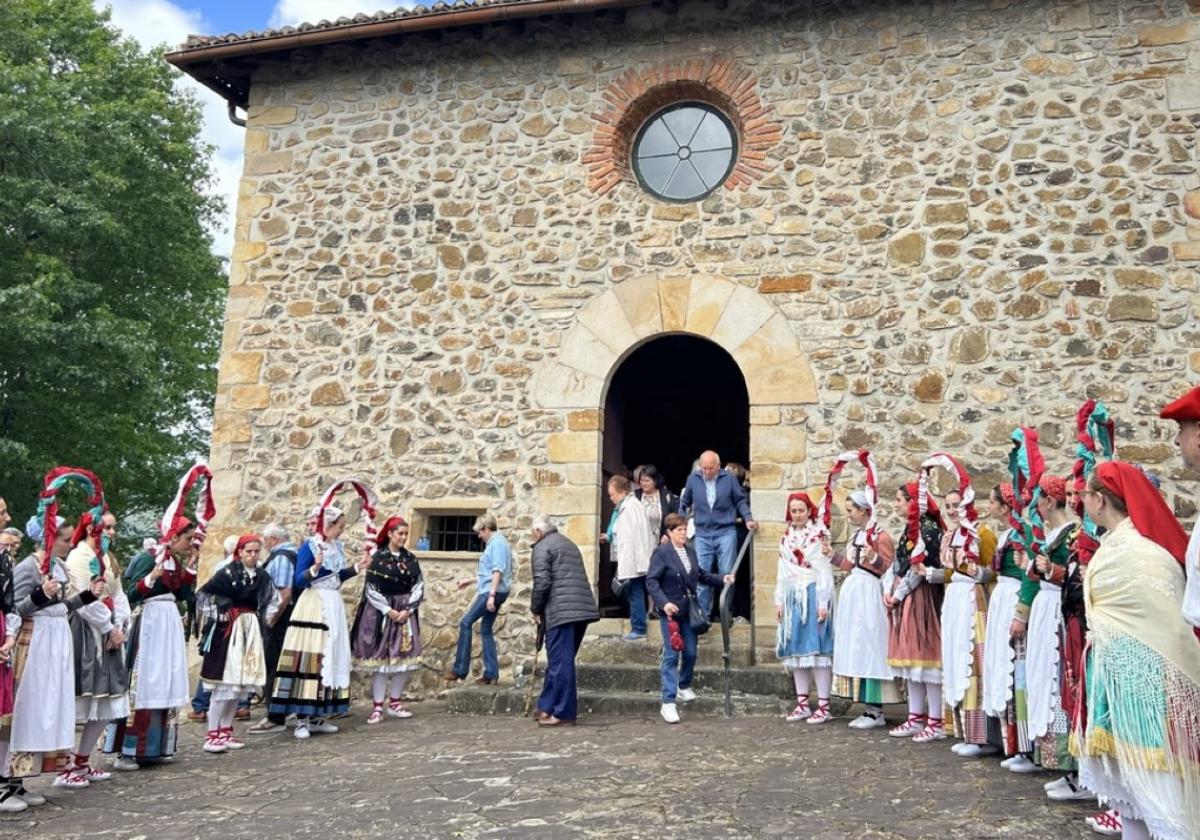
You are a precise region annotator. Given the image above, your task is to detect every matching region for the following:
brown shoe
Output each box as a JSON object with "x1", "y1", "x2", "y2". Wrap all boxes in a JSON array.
[
  {"x1": 187, "y1": 710, "x2": 206, "y2": 722},
  {"x1": 443, "y1": 672, "x2": 464, "y2": 683},
  {"x1": 235, "y1": 707, "x2": 251, "y2": 721},
  {"x1": 532, "y1": 709, "x2": 550, "y2": 721},
  {"x1": 538, "y1": 716, "x2": 576, "y2": 727},
  {"x1": 473, "y1": 676, "x2": 497, "y2": 686}
]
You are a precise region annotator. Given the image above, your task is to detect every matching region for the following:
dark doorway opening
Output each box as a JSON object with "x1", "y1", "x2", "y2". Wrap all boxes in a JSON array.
[{"x1": 597, "y1": 334, "x2": 752, "y2": 620}]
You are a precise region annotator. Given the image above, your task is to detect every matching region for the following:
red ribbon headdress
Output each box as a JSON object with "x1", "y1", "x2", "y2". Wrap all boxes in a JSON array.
[
  {"x1": 913, "y1": 454, "x2": 976, "y2": 568},
  {"x1": 35, "y1": 467, "x2": 106, "y2": 576},
  {"x1": 314, "y1": 479, "x2": 380, "y2": 556},
  {"x1": 820, "y1": 450, "x2": 879, "y2": 546},
  {"x1": 1071, "y1": 400, "x2": 1116, "y2": 565},
  {"x1": 159, "y1": 462, "x2": 216, "y2": 549}
]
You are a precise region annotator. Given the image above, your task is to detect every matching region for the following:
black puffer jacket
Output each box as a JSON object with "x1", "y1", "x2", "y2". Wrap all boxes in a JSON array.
[{"x1": 530, "y1": 529, "x2": 599, "y2": 630}]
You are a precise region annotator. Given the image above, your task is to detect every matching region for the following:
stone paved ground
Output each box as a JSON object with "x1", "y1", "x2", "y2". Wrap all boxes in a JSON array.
[{"x1": 16, "y1": 702, "x2": 1094, "y2": 839}]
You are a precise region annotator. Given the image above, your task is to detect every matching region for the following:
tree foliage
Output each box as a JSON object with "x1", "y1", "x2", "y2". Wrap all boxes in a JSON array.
[{"x1": 0, "y1": 0, "x2": 224, "y2": 523}]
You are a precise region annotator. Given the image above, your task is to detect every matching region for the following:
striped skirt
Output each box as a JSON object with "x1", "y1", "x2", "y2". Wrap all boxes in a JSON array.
[{"x1": 268, "y1": 586, "x2": 351, "y2": 719}]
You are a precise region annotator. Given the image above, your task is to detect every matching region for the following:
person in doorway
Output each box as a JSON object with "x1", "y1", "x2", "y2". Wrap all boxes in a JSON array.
[
  {"x1": 678, "y1": 451, "x2": 757, "y2": 619},
  {"x1": 446, "y1": 513, "x2": 512, "y2": 685},
  {"x1": 635, "y1": 465, "x2": 678, "y2": 545},
  {"x1": 530, "y1": 516, "x2": 599, "y2": 727},
  {"x1": 1160, "y1": 385, "x2": 1200, "y2": 630},
  {"x1": 608, "y1": 476, "x2": 653, "y2": 641},
  {"x1": 646, "y1": 513, "x2": 734, "y2": 724}
]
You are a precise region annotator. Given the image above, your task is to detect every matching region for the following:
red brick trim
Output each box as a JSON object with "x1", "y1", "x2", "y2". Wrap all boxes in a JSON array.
[{"x1": 585, "y1": 57, "x2": 782, "y2": 196}]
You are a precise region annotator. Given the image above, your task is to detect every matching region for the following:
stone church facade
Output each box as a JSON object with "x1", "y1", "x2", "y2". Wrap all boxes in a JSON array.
[{"x1": 171, "y1": 0, "x2": 1200, "y2": 668}]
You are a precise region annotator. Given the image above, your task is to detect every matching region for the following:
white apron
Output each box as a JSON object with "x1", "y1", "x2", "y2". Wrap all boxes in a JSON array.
[
  {"x1": 130, "y1": 595, "x2": 190, "y2": 710},
  {"x1": 312, "y1": 576, "x2": 351, "y2": 690},
  {"x1": 940, "y1": 572, "x2": 980, "y2": 708},
  {"x1": 1024, "y1": 579, "x2": 1063, "y2": 740},
  {"x1": 982, "y1": 576, "x2": 1021, "y2": 717},
  {"x1": 832, "y1": 567, "x2": 892, "y2": 681},
  {"x1": 11, "y1": 609, "x2": 75, "y2": 752}
]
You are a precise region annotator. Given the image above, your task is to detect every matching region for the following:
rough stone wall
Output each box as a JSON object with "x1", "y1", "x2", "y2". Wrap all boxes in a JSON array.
[{"x1": 208, "y1": 0, "x2": 1200, "y2": 674}]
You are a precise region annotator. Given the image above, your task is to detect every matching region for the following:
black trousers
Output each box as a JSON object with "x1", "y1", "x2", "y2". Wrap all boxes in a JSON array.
[{"x1": 264, "y1": 603, "x2": 294, "y2": 724}]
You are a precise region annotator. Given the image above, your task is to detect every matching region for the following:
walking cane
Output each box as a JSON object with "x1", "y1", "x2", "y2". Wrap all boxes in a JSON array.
[{"x1": 523, "y1": 619, "x2": 546, "y2": 717}]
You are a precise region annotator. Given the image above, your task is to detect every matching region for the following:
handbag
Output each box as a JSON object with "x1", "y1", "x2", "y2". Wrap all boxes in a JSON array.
[
  {"x1": 686, "y1": 588, "x2": 710, "y2": 635},
  {"x1": 610, "y1": 575, "x2": 628, "y2": 600}
]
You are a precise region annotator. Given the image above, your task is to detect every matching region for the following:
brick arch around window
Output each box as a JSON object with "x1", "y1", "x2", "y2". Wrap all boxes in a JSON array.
[{"x1": 584, "y1": 57, "x2": 783, "y2": 196}]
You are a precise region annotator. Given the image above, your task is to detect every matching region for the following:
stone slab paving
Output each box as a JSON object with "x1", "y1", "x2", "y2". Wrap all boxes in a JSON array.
[{"x1": 14, "y1": 702, "x2": 1093, "y2": 839}]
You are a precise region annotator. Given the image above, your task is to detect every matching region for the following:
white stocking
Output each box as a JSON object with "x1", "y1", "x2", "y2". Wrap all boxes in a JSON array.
[
  {"x1": 207, "y1": 699, "x2": 231, "y2": 734},
  {"x1": 813, "y1": 666, "x2": 832, "y2": 702},
  {"x1": 221, "y1": 698, "x2": 239, "y2": 729},
  {"x1": 372, "y1": 672, "x2": 389, "y2": 704},
  {"x1": 925, "y1": 682, "x2": 943, "y2": 720},
  {"x1": 1121, "y1": 817, "x2": 1150, "y2": 840},
  {"x1": 907, "y1": 680, "x2": 927, "y2": 717},
  {"x1": 389, "y1": 672, "x2": 410, "y2": 701},
  {"x1": 792, "y1": 668, "x2": 811, "y2": 700},
  {"x1": 75, "y1": 720, "x2": 107, "y2": 766}
]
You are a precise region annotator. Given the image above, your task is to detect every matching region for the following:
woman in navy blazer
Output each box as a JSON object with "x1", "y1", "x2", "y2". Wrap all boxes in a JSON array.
[{"x1": 646, "y1": 513, "x2": 734, "y2": 723}]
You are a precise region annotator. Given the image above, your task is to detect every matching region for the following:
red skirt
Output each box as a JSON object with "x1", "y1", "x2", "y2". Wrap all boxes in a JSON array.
[{"x1": 887, "y1": 584, "x2": 942, "y2": 675}]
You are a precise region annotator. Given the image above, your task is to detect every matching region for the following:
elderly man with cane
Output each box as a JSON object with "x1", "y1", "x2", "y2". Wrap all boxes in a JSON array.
[{"x1": 529, "y1": 516, "x2": 599, "y2": 727}]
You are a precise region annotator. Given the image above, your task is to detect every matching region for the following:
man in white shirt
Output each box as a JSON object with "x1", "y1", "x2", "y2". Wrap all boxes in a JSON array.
[{"x1": 1160, "y1": 385, "x2": 1200, "y2": 629}]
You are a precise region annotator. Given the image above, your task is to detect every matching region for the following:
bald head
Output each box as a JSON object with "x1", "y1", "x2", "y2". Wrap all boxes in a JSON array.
[{"x1": 699, "y1": 451, "x2": 720, "y2": 480}]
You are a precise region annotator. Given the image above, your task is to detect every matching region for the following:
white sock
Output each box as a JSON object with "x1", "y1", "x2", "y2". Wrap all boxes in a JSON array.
[
  {"x1": 389, "y1": 672, "x2": 410, "y2": 701},
  {"x1": 221, "y1": 698, "x2": 239, "y2": 729},
  {"x1": 907, "y1": 680, "x2": 926, "y2": 717},
  {"x1": 372, "y1": 673, "x2": 389, "y2": 705},
  {"x1": 207, "y1": 699, "x2": 230, "y2": 735},
  {"x1": 75, "y1": 719, "x2": 106, "y2": 765},
  {"x1": 792, "y1": 668, "x2": 811, "y2": 700},
  {"x1": 925, "y1": 682, "x2": 943, "y2": 719},
  {"x1": 813, "y1": 667, "x2": 832, "y2": 704}
]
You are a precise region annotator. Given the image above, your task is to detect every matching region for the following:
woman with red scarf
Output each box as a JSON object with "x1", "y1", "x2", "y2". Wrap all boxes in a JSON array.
[
  {"x1": 774, "y1": 492, "x2": 835, "y2": 724},
  {"x1": 104, "y1": 519, "x2": 199, "y2": 767},
  {"x1": 198, "y1": 535, "x2": 275, "y2": 753},
  {"x1": 884, "y1": 482, "x2": 946, "y2": 743},
  {"x1": 1075, "y1": 462, "x2": 1200, "y2": 840}
]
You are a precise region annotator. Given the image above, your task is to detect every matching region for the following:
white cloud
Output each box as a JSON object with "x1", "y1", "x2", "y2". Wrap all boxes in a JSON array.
[
  {"x1": 94, "y1": 1, "x2": 242, "y2": 258},
  {"x1": 269, "y1": 1, "x2": 389, "y2": 28}
]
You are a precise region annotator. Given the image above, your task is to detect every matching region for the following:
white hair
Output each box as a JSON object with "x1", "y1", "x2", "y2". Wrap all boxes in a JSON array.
[
  {"x1": 473, "y1": 512, "x2": 498, "y2": 533},
  {"x1": 223, "y1": 534, "x2": 239, "y2": 554},
  {"x1": 262, "y1": 522, "x2": 290, "y2": 542},
  {"x1": 532, "y1": 515, "x2": 557, "y2": 534},
  {"x1": 141, "y1": 537, "x2": 157, "y2": 551}
]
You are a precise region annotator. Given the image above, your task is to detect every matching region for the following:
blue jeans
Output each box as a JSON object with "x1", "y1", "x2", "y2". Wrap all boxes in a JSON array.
[
  {"x1": 452, "y1": 591, "x2": 508, "y2": 680},
  {"x1": 660, "y1": 614, "x2": 699, "y2": 703},
  {"x1": 694, "y1": 529, "x2": 737, "y2": 617},
  {"x1": 625, "y1": 576, "x2": 647, "y2": 635}
]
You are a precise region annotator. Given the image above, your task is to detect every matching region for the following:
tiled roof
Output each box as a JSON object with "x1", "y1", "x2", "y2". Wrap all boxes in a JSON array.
[{"x1": 173, "y1": 0, "x2": 621, "y2": 53}]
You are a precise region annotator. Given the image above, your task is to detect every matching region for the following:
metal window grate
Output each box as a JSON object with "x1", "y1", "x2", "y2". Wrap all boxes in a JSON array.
[{"x1": 427, "y1": 514, "x2": 483, "y2": 553}]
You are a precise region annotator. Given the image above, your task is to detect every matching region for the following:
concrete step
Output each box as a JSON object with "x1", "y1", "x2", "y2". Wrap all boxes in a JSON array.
[
  {"x1": 577, "y1": 631, "x2": 774, "y2": 668},
  {"x1": 444, "y1": 684, "x2": 793, "y2": 718},
  {"x1": 576, "y1": 662, "x2": 794, "y2": 699}
]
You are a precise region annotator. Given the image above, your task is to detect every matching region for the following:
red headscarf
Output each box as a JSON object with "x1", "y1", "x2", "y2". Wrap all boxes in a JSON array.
[
  {"x1": 71, "y1": 512, "x2": 104, "y2": 548},
  {"x1": 998, "y1": 483, "x2": 1016, "y2": 508},
  {"x1": 784, "y1": 492, "x2": 817, "y2": 524},
  {"x1": 1095, "y1": 461, "x2": 1188, "y2": 568},
  {"x1": 904, "y1": 481, "x2": 944, "y2": 525},
  {"x1": 376, "y1": 516, "x2": 409, "y2": 549},
  {"x1": 234, "y1": 534, "x2": 262, "y2": 560},
  {"x1": 1039, "y1": 474, "x2": 1067, "y2": 504},
  {"x1": 164, "y1": 515, "x2": 195, "y2": 544}
]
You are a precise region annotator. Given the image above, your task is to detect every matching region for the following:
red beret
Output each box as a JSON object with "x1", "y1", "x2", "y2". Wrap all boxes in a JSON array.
[{"x1": 1160, "y1": 385, "x2": 1200, "y2": 423}]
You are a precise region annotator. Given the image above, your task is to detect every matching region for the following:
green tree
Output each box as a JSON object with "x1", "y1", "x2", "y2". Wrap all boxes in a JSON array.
[{"x1": 0, "y1": 0, "x2": 224, "y2": 524}]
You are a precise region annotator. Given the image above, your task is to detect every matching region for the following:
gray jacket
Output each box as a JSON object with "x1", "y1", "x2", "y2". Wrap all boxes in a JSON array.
[{"x1": 530, "y1": 529, "x2": 599, "y2": 630}]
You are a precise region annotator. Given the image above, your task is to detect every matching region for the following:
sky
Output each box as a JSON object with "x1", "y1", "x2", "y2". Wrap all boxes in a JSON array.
[{"x1": 94, "y1": 1, "x2": 394, "y2": 257}]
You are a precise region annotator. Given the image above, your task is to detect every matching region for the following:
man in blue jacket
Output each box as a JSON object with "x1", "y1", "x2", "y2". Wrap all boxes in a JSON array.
[{"x1": 678, "y1": 450, "x2": 757, "y2": 618}]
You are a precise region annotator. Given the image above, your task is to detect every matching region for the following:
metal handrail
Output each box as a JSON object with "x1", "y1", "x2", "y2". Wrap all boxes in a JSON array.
[{"x1": 719, "y1": 532, "x2": 754, "y2": 718}]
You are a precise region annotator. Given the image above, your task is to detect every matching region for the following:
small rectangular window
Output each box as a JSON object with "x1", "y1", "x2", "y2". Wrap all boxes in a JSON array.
[{"x1": 427, "y1": 514, "x2": 483, "y2": 554}]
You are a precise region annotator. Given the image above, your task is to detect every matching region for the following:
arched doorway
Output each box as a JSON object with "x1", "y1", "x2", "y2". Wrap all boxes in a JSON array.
[{"x1": 597, "y1": 334, "x2": 752, "y2": 619}]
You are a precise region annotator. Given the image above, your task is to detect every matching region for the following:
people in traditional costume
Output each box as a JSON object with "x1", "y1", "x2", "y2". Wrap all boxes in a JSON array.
[
  {"x1": 775, "y1": 492, "x2": 835, "y2": 724},
  {"x1": 8, "y1": 518, "x2": 105, "y2": 798},
  {"x1": 1075, "y1": 462, "x2": 1200, "y2": 840},
  {"x1": 829, "y1": 490, "x2": 902, "y2": 729},
  {"x1": 350, "y1": 516, "x2": 424, "y2": 725},
  {"x1": 105, "y1": 518, "x2": 199, "y2": 766},
  {"x1": 1026, "y1": 477, "x2": 1085, "y2": 792},
  {"x1": 247, "y1": 523, "x2": 300, "y2": 735},
  {"x1": 885, "y1": 483, "x2": 946, "y2": 743},
  {"x1": 198, "y1": 535, "x2": 275, "y2": 753},
  {"x1": 938, "y1": 488, "x2": 999, "y2": 758},
  {"x1": 1160, "y1": 385, "x2": 1200, "y2": 632},
  {"x1": 0, "y1": 513, "x2": 24, "y2": 813},
  {"x1": 61, "y1": 511, "x2": 130, "y2": 786},
  {"x1": 268, "y1": 506, "x2": 368, "y2": 740},
  {"x1": 982, "y1": 483, "x2": 1038, "y2": 772}
]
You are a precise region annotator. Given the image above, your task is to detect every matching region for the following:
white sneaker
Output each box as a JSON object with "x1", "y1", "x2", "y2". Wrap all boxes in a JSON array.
[
  {"x1": 951, "y1": 742, "x2": 970, "y2": 755},
  {"x1": 9, "y1": 784, "x2": 45, "y2": 806},
  {"x1": 1047, "y1": 780, "x2": 1094, "y2": 802},
  {"x1": 1006, "y1": 755, "x2": 1039, "y2": 773},
  {"x1": 308, "y1": 719, "x2": 339, "y2": 734},
  {"x1": 849, "y1": 712, "x2": 885, "y2": 729},
  {"x1": 112, "y1": 755, "x2": 140, "y2": 772},
  {"x1": 1000, "y1": 755, "x2": 1019, "y2": 769},
  {"x1": 676, "y1": 688, "x2": 697, "y2": 703},
  {"x1": 1045, "y1": 776, "x2": 1072, "y2": 792},
  {"x1": 0, "y1": 791, "x2": 27, "y2": 813},
  {"x1": 293, "y1": 723, "x2": 311, "y2": 740},
  {"x1": 957, "y1": 744, "x2": 998, "y2": 758},
  {"x1": 660, "y1": 703, "x2": 680, "y2": 724}
]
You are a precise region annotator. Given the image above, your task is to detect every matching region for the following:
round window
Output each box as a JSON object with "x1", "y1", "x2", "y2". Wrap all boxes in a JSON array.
[{"x1": 632, "y1": 103, "x2": 737, "y2": 203}]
